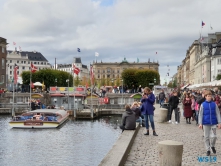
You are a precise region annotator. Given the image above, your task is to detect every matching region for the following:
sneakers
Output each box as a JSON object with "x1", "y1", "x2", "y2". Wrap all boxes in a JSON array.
[
  {"x1": 206, "y1": 151, "x2": 211, "y2": 156},
  {"x1": 211, "y1": 147, "x2": 216, "y2": 154},
  {"x1": 168, "y1": 120, "x2": 172, "y2": 123},
  {"x1": 175, "y1": 121, "x2": 178, "y2": 124}
]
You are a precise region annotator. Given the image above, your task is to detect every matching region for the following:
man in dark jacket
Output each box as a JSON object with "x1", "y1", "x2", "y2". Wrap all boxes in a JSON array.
[
  {"x1": 120, "y1": 104, "x2": 136, "y2": 131},
  {"x1": 159, "y1": 90, "x2": 166, "y2": 107},
  {"x1": 168, "y1": 91, "x2": 180, "y2": 124}
]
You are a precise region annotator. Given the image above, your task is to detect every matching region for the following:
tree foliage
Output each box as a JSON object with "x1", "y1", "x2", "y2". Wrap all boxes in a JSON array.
[
  {"x1": 216, "y1": 74, "x2": 221, "y2": 80},
  {"x1": 121, "y1": 69, "x2": 160, "y2": 89},
  {"x1": 21, "y1": 69, "x2": 73, "y2": 89}
]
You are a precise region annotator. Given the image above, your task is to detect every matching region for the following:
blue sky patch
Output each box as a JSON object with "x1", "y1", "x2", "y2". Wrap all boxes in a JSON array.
[{"x1": 92, "y1": 0, "x2": 115, "y2": 7}]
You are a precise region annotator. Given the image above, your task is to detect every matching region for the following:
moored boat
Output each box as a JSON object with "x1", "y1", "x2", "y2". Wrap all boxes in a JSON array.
[{"x1": 9, "y1": 109, "x2": 69, "y2": 128}]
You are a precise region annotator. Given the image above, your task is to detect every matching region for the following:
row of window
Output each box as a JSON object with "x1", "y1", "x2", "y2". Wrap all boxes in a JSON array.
[
  {"x1": 97, "y1": 70, "x2": 120, "y2": 73},
  {"x1": 8, "y1": 67, "x2": 45, "y2": 75},
  {"x1": 97, "y1": 75, "x2": 120, "y2": 79},
  {"x1": 7, "y1": 60, "x2": 47, "y2": 65}
]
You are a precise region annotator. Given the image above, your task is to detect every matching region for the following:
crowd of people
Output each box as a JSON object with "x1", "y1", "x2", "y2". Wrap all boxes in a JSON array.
[{"x1": 120, "y1": 87, "x2": 221, "y2": 156}]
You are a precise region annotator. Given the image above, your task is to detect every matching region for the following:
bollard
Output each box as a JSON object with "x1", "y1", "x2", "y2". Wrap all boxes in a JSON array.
[
  {"x1": 158, "y1": 140, "x2": 183, "y2": 166},
  {"x1": 158, "y1": 108, "x2": 168, "y2": 123}
]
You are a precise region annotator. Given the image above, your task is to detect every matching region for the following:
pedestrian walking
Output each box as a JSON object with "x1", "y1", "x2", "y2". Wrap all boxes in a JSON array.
[
  {"x1": 183, "y1": 93, "x2": 192, "y2": 124},
  {"x1": 168, "y1": 91, "x2": 180, "y2": 124},
  {"x1": 191, "y1": 95, "x2": 196, "y2": 121},
  {"x1": 198, "y1": 90, "x2": 221, "y2": 156}
]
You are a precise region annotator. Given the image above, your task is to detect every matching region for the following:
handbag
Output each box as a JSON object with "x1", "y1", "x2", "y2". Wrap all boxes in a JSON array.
[{"x1": 153, "y1": 106, "x2": 155, "y2": 111}]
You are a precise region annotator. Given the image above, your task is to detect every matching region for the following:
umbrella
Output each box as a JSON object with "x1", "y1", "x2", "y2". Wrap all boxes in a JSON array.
[{"x1": 33, "y1": 82, "x2": 42, "y2": 86}]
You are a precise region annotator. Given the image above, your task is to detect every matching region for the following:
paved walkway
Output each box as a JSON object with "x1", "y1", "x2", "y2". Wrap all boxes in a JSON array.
[{"x1": 125, "y1": 104, "x2": 221, "y2": 166}]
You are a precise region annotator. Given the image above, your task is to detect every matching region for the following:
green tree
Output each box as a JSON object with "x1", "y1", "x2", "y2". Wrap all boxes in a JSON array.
[
  {"x1": 172, "y1": 79, "x2": 177, "y2": 88},
  {"x1": 106, "y1": 78, "x2": 111, "y2": 86},
  {"x1": 74, "y1": 76, "x2": 81, "y2": 87},
  {"x1": 121, "y1": 68, "x2": 137, "y2": 88},
  {"x1": 101, "y1": 78, "x2": 105, "y2": 86},
  {"x1": 216, "y1": 74, "x2": 221, "y2": 80},
  {"x1": 167, "y1": 81, "x2": 173, "y2": 88},
  {"x1": 122, "y1": 69, "x2": 160, "y2": 89},
  {"x1": 21, "y1": 69, "x2": 73, "y2": 90},
  {"x1": 116, "y1": 78, "x2": 120, "y2": 86}
]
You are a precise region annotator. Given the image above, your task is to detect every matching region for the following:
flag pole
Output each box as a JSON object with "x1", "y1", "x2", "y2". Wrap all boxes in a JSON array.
[
  {"x1": 73, "y1": 67, "x2": 76, "y2": 118},
  {"x1": 30, "y1": 71, "x2": 32, "y2": 111},
  {"x1": 90, "y1": 64, "x2": 93, "y2": 119},
  {"x1": 12, "y1": 66, "x2": 15, "y2": 118}
]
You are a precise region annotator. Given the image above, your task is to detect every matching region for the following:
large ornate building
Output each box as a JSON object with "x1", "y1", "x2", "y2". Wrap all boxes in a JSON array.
[
  {"x1": 93, "y1": 58, "x2": 159, "y2": 80},
  {"x1": 176, "y1": 32, "x2": 221, "y2": 87}
]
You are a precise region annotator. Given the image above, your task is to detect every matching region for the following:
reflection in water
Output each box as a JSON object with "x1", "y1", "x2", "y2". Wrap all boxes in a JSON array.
[{"x1": 0, "y1": 115, "x2": 122, "y2": 166}]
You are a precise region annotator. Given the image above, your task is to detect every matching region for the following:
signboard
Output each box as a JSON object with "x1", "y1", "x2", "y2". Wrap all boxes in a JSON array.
[
  {"x1": 49, "y1": 87, "x2": 86, "y2": 94},
  {"x1": 149, "y1": 83, "x2": 154, "y2": 85}
]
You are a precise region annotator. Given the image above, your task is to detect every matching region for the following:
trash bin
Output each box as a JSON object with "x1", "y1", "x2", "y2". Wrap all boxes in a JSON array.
[{"x1": 162, "y1": 103, "x2": 170, "y2": 121}]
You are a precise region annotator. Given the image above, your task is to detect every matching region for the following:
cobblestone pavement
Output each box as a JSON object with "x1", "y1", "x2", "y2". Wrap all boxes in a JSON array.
[{"x1": 125, "y1": 104, "x2": 221, "y2": 166}]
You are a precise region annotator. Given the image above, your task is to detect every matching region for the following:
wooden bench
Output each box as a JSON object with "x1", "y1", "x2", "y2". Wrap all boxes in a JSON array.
[{"x1": 99, "y1": 123, "x2": 140, "y2": 166}]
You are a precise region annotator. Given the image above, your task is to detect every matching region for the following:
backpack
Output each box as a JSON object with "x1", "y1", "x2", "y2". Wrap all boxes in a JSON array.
[{"x1": 195, "y1": 103, "x2": 199, "y2": 111}]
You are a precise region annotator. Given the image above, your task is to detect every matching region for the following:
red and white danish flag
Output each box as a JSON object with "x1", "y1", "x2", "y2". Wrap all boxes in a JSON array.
[
  {"x1": 31, "y1": 62, "x2": 37, "y2": 73},
  {"x1": 73, "y1": 64, "x2": 80, "y2": 75}
]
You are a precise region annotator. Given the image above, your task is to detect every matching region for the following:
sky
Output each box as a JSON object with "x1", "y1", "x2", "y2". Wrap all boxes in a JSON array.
[{"x1": 1, "y1": 0, "x2": 221, "y2": 84}]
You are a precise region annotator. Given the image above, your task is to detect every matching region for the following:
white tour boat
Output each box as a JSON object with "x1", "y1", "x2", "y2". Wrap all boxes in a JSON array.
[{"x1": 9, "y1": 109, "x2": 69, "y2": 128}]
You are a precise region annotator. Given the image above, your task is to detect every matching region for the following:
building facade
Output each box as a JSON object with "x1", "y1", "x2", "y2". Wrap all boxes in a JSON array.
[
  {"x1": 176, "y1": 32, "x2": 221, "y2": 87},
  {"x1": 93, "y1": 58, "x2": 159, "y2": 80},
  {"x1": 54, "y1": 57, "x2": 89, "y2": 80},
  {"x1": 6, "y1": 50, "x2": 51, "y2": 84},
  {"x1": 0, "y1": 37, "x2": 7, "y2": 88}
]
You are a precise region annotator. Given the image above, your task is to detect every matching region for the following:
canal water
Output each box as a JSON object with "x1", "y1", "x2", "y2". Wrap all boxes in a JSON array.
[{"x1": 0, "y1": 115, "x2": 122, "y2": 166}]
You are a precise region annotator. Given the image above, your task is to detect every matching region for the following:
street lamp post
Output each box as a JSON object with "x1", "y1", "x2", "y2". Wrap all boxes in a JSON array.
[
  {"x1": 121, "y1": 79, "x2": 124, "y2": 109},
  {"x1": 66, "y1": 79, "x2": 69, "y2": 110}
]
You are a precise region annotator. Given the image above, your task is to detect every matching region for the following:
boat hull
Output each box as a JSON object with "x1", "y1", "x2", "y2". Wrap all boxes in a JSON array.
[{"x1": 9, "y1": 114, "x2": 69, "y2": 129}]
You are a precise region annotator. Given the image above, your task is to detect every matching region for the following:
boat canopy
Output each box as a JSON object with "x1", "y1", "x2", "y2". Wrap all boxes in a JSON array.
[{"x1": 29, "y1": 109, "x2": 67, "y2": 118}]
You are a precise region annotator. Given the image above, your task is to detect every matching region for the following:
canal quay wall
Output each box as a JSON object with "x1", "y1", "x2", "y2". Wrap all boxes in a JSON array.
[{"x1": 99, "y1": 123, "x2": 140, "y2": 166}]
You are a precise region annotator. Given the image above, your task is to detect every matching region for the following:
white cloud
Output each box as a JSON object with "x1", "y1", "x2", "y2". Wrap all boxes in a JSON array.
[{"x1": 1, "y1": 0, "x2": 221, "y2": 84}]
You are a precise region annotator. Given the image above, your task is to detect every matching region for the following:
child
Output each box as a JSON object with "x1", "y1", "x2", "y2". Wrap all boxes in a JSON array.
[{"x1": 198, "y1": 90, "x2": 221, "y2": 156}]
